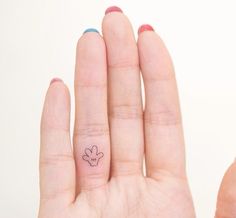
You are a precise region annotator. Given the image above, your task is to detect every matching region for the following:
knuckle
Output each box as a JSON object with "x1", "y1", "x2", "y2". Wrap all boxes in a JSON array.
[
  {"x1": 109, "y1": 104, "x2": 143, "y2": 120},
  {"x1": 147, "y1": 167, "x2": 187, "y2": 182},
  {"x1": 145, "y1": 71, "x2": 175, "y2": 82},
  {"x1": 74, "y1": 123, "x2": 109, "y2": 138},
  {"x1": 80, "y1": 173, "x2": 108, "y2": 191},
  {"x1": 144, "y1": 109, "x2": 181, "y2": 126},
  {"x1": 111, "y1": 158, "x2": 142, "y2": 177},
  {"x1": 108, "y1": 58, "x2": 139, "y2": 71},
  {"x1": 40, "y1": 153, "x2": 74, "y2": 167}
]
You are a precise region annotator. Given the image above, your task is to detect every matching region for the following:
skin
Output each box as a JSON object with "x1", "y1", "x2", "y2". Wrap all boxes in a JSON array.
[{"x1": 39, "y1": 9, "x2": 236, "y2": 218}]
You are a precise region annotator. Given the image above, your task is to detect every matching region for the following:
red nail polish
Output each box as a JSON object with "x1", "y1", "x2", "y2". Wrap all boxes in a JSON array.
[
  {"x1": 105, "y1": 6, "x2": 123, "y2": 15},
  {"x1": 138, "y1": 24, "x2": 154, "y2": 34},
  {"x1": 50, "y1": 78, "x2": 63, "y2": 85}
]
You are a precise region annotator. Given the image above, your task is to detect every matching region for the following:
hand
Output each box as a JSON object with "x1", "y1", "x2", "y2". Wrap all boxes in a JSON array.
[{"x1": 39, "y1": 6, "x2": 236, "y2": 218}]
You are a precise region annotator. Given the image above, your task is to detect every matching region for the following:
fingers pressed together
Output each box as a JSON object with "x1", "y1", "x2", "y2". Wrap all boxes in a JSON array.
[{"x1": 40, "y1": 5, "x2": 185, "y2": 203}]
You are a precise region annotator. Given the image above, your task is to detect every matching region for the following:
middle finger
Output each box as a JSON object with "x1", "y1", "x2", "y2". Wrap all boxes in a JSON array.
[{"x1": 102, "y1": 7, "x2": 144, "y2": 177}]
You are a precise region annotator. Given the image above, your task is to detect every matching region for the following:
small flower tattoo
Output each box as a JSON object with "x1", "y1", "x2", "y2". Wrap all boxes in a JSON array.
[{"x1": 82, "y1": 145, "x2": 104, "y2": 167}]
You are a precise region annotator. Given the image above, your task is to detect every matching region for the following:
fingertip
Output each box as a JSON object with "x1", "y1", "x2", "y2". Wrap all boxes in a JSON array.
[
  {"x1": 48, "y1": 78, "x2": 70, "y2": 101},
  {"x1": 138, "y1": 24, "x2": 155, "y2": 35},
  {"x1": 77, "y1": 29, "x2": 103, "y2": 53},
  {"x1": 76, "y1": 28, "x2": 105, "y2": 53},
  {"x1": 102, "y1": 6, "x2": 131, "y2": 37},
  {"x1": 75, "y1": 28, "x2": 106, "y2": 87},
  {"x1": 83, "y1": 28, "x2": 100, "y2": 35},
  {"x1": 42, "y1": 78, "x2": 71, "y2": 131},
  {"x1": 50, "y1": 77, "x2": 63, "y2": 85},
  {"x1": 102, "y1": 6, "x2": 137, "y2": 67},
  {"x1": 137, "y1": 26, "x2": 173, "y2": 77},
  {"x1": 105, "y1": 6, "x2": 123, "y2": 15}
]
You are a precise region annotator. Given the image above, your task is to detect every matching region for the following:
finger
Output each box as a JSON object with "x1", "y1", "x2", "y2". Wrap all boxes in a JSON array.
[
  {"x1": 215, "y1": 161, "x2": 236, "y2": 217},
  {"x1": 73, "y1": 29, "x2": 110, "y2": 191},
  {"x1": 102, "y1": 7, "x2": 144, "y2": 176},
  {"x1": 40, "y1": 79, "x2": 75, "y2": 206},
  {"x1": 138, "y1": 25, "x2": 186, "y2": 178}
]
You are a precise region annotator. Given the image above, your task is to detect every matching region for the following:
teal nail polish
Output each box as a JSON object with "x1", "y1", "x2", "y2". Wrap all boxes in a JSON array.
[{"x1": 83, "y1": 28, "x2": 99, "y2": 34}]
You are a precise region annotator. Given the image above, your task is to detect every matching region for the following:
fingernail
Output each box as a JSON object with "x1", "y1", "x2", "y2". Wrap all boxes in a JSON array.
[
  {"x1": 50, "y1": 78, "x2": 63, "y2": 85},
  {"x1": 138, "y1": 24, "x2": 155, "y2": 35},
  {"x1": 83, "y1": 28, "x2": 99, "y2": 34},
  {"x1": 105, "y1": 6, "x2": 123, "y2": 15}
]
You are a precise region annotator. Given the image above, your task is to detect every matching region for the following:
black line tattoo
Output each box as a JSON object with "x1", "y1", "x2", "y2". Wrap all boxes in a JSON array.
[{"x1": 82, "y1": 145, "x2": 104, "y2": 167}]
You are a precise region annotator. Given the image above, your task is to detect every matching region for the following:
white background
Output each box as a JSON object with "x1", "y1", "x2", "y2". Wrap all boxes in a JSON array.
[{"x1": 0, "y1": 0, "x2": 236, "y2": 217}]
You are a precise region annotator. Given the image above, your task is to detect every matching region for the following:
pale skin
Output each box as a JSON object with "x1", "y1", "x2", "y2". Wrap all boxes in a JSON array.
[{"x1": 39, "y1": 7, "x2": 236, "y2": 218}]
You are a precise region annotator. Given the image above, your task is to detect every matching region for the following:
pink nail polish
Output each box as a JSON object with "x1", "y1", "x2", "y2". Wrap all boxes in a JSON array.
[
  {"x1": 50, "y1": 78, "x2": 63, "y2": 85},
  {"x1": 105, "y1": 6, "x2": 123, "y2": 15},
  {"x1": 138, "y1": 24, "x2": 154, "y2": 35}
]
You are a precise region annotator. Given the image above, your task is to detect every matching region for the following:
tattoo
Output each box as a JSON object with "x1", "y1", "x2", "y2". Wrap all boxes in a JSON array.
[{"x1": 82, "y1": 145, "x2": 104, "y2": 167}]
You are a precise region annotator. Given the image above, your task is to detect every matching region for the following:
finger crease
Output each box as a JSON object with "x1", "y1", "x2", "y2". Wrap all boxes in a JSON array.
[
  {"x1": 40, "y1": 154, "x2": 74, "y2": 167},
  {"x1": 74, "y1": 124, "x2": 109, "y2": 138},
  {"x1": 144, "y1": 111, "x2": 181, "y2": 126},
  {"x1": 109, "y1": 104, "x2": 143, "y2": 120}
]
